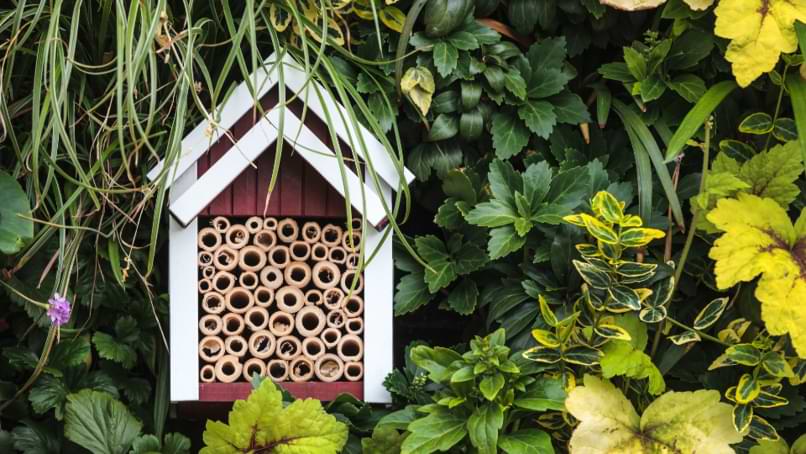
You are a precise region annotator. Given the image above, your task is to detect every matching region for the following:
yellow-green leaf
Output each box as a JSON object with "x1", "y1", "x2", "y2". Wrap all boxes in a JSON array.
[
  {"x1": 619, "y1": 227, "x2": 666, "y2": 248},
  {"x1": 531, "y1": 329, "x2": 560, "y2": 348},
  {"x1": 379, "y1": 7, "x2": 406, "y2": 32},
  {"x1": 714, "y1": 0, "x2": 806, "y2": 87},
  {"x1": 707, "y1": 194, "x2": 806, "y2": 358},
  {"x1": 591, "y1": 191, "x2": 624, "y2": 224},
  {"x1": 401, "y1": 66, "x2": 435, "y2": 116}
]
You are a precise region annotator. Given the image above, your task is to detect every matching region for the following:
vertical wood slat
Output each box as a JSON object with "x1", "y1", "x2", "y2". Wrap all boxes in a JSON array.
[
  {"x1": 197, "y1": 153, "x2": 210, "y2": 216},
  {"x1": 280, "y1": 149, "x2": 304, "y2": 216},
  {"x1": 207, "y1": 146, "x2": 232, "y2": 215}
]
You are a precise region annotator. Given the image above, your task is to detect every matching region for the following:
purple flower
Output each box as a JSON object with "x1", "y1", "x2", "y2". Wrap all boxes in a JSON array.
[{"x1": 47, "y1": 293, "x2": 71, "y2": 326}]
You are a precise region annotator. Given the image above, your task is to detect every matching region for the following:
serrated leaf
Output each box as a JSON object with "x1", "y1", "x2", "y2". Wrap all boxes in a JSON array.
[
  {"x1": 400, "y1": 411, "x2": 466, "y2": 454},
  {"x1": 518, "y1": 100, "x2": 557, "y2": 139},
  {"x1": 601, "y1": 315, "x2": 665, "y2": 395},
  {"x1": 708, "y1": 194, "x2": 806, "y2": 357},
  {"x1": 0, "y1": 171, "x2": 34, "y2": 255},
  {"x1": 499, "y1": 429, "x2": 554, "y2": 454},
  {"x1": 93, "y1": 332, "x2": 137, "y2": 369},
  {"x1": 401, "y1": 67, "x2": 435, "y2": 116},
  {"x1": 566, "y1": 375, "x2": 742, "y2": 453},
  {"x1": 550, "y1": 91, "x2": 591, "y2": 124},
  {"x1": 668, "y1": 74, "x2": 707, "y2": 103},
  {"x1": 488, "y1": 225, "x2": 527, "y2": 259},
  {"x1": 491, "y1": 111, "x2": 531, "y2": 159},
  {"x1": 446, "y1": 279, "x2": 478, "y2": 315},
  {"x1": 394, "y1": 272, "x2": 434, "y2": 315},
  {"x1": 64, "y1": 390, "x2": 142, "y2": 454},
  {"x1": 433, "y1": 42, "x2": 459, "y2": 78}
]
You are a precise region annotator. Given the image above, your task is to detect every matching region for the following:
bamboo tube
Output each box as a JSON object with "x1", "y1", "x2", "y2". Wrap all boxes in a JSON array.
[
  {"x1": 238, "y1": 245, "x2": 267, "y2": 272},
  {"x1": 302, "y1": 222, "x2": 322, "y2": 243},
  {"x1": 239, "y1": 271, "x2": 258, "y2": 290},
  {"x1": 341, "y1": 229, "x2": 361, "y2": 252},
  {"x1": 243, "y1": 358, "x2": 266, "y2": 382},
  {"x1": 268, "y1": 312, "x2": 294, "y2": 336},
  {"x1": 245, "y1": 216, "x2": 263, "y2": 234},
  {"x1": 213, "y1": 246, "x2": 239, "y2": 272},
  {"x1": 276, "y1": 335, "x2": 302, "y2": 361},
  {"x1": 305, "y1": 289, "x2": 323, "y2": 306},
  {"x1": 321, "y1": 327, "x2": 342, "y2": 349},
  {"x1": 225, "y1": 335, "x2": 248, "y2": 357},
  {"x1": 340, "y1": 270, "x2": 364, "y2": 294},
  {"x1": 253, "y1": 229, "x2": 277, "y2": 251},
  {"x1": 323, "y1": 288, "x2": 344, "y2": 311},
  {"x1": 198, "y1": 278, "x2": 213, "y2": 294},
  {"x1": 202, "y1": 292, "x2": 226, "y2": 315},
  {"x1": 289, "y1": 241, "x2": 311, "y2": 261},
  {"x1": 276, "y1": 286, "x2": 305, "y2": 313},
  {"x1": 199, "y1": 336, "x2": 225, "y2": 363},
  {"x1": 267, "y1": 359, "x2": 289, "y2": 381},
  {"x1": 345, "y1": 253, "x2": 360, "y2": 270},
  {"x1": 199, "y1": 251, "x2": 214, "y2": 267},
  {"x1": 290, "y1": 356, "x2": 314, "y2": 382},
  {"x1": 337, "y1": 334, "x2": 364, "y2": 362},
  {"x1": 326, "y1": 310, "x2": 346, "y2": 329},
  {"x1": 277, "y1": 218, "x2": 299, "y2": 243},
  {"x1": 312, "y1": 261, "x2": 341, "y2": 290},
  {"x1": 314, "y1": 354, "x2": 344, "y2": 382},
  {"x1": 225, "y1": 224, "x2": 250, "y2": 250},
  {"x1": 225, "y1": 287, "x2": 254, "y2": 314},
  {"x1": 302, "y1": 336, "x2": 326, "y2": 361},
  {"x1": 264, "y1": 217, "x2": 278, "y2": 230},
  {"x1": 349, "y1": 217, "x2": 362, "y2": 231},
  {"x1": 259, "y1": 266, "x2": 284, "y2": 289},
  {"x1": 212, "y1": 216, "x2": 230, "y2": 233},
  {"x1": 345, "y1": 317, "x2": 364, "y2": 335},
  {"x1": 284, "y1": 262, "x2": 312, "y2": 288},
  {"x1": 199, "y1": 314, "x2": 223, "y2": 336},
  {"x1": 200, "y1": 364, "x2": 216, "y2": 383},
  {"x1": 254, "y1": 286, "x2": 275, "y2": 308},
  {"x1": 248, "y1": 330, "x2": 276, "y2": 359},
  {"x1": 344, "y1": 362, "x2": 364, "y2": 381},
  {"x1": 198, "y1": 227, "x2": 222, "y2": 252},
  {"x1": 222, "y1": 313, "x2": 245, "y2": 336},
  {"x1": 214, "y1": 355, "x2": 243, "y2": 383},
  {"x1": 328, "y1": 246, "x2": 347, "y2": 265},
  {"x1": 245, "y1": 306, "x2": 269, "y2": 331},
  {"x1": 201, "y1": 266, "x2": 216, "y2": 279},
  {"x1": 212, "y1": 271, "x2": 236, "y2": 293},
  {"x1": 311, "y1": 243, "x2": 329, "y2": 261},
  {"x1": 321, "y1": 224, "x2": 343, "y2": 247},
  {"x1": 268, "y1": 245, "x2": 291, "y2": 269},
  {"x1": 342, "y1": 295, "x2": 364, "y2": 318},
  {"x1": 295, "y1": 306, "x2": 326, "y2": 337}
]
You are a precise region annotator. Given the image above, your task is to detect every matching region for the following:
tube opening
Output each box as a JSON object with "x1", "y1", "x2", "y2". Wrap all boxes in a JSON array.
[
  {"x1": 231, "y1": 292, "x2": 250, "y2": 309},
  {"x1": 342, "y1": 340, "x2": 360, "y2": 357},
  {"x1": 280, "y1": 340, "x2": 297, "y2": 356},
  {"x1": 302, "y1": 313, "x2": 319, "y2": 330},
  {"x1": 201, "y1": 232, "x2": 218, "y2": 248},
  {"x1": 312, "y1": 244, "x2": 327, "y2": 259},
  {"x1": 270, "y1": 362, "x2": 286, "y2": 377},
  {"x1": 202, "y1": 368, "x2": 214, "y2": 379},
  {"x1": 222, "y1": 363, "x2": 235, "y2": 375}
]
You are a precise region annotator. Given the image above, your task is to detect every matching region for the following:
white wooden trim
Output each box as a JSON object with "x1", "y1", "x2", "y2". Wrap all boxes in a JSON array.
[
  {"x1": 147, "y1": 51, "x2": 414, "y2": 191},
  {"x1": 169, "y1": 165, "x2": 200, "y2": 402},
  {"x1": 169, "y1": 108, "x2": 389, "y2": 228},
  {"x1": 362, "y1": 182, "x2": 394, "y2": 403}
]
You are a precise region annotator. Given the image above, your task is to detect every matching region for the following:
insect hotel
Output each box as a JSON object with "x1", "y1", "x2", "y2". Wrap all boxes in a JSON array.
[{"x1": 147, "y1": 52, "x2": 413, "y2": 404}]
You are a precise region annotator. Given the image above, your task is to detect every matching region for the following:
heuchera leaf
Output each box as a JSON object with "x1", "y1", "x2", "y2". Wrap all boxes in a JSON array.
[
  {"x1": 714, "y1": 0, "x2": 806, "y2": 87},
  {"x1": 600, "y1": 314, "x2": 666, "y2": 395},
  {"x1": 566, "y1": 375, "x2": 742, "y2": 453},
  {"x1": 707, "y1": 194, "x2": 806, "y2": 358},
  {"x1": 200, "y1": 380, "x2": 347, "y2": 453}
]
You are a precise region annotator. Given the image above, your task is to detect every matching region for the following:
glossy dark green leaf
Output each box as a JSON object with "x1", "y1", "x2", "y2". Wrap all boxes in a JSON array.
[
  {"x1": 739, "y1": 112, "x2": 774, "y2": 135},
  {"x1": 518, "y1": 100, "x2": 557, "y2": 139},
  {"x1": 667, "y1": 74, "x2": 706, "y2": 103},
  {"x1": 562, "y1": 345, "x2": 602, "y2": 366},
  {"x1": 693, "y1": 297, "x2": 729, "y2": 330},
  {"x1": 719, "y1": 139, "x2": 756, "y2": 162},
  {"x1": 427, "y1": 114, "x2": 459, "y2": 142},
  {"x1": 461, "y1": 81, "x2": 482, "y2": 110},
  {"x1": 748, "y1": 415, "x2": 779, "y2": 442},
  {"x1": 551, "y1": 91, "x2": 591, "y2": 124},
  {"x1": 459, "y1": 110, "x2": 484, "y2": 140},
  {"x1": 0, "y1": 171, "x2": 34, "y2": 255},
  {"x1": 499, "y1": 429, "x2": 554, "y2": 454},
  {"x1": 433, "y1": 42, "x2": 459, "y2": 77},
  {"x1": 733, "y1": 404, "x2": 753, "y2": 433},
  {"x1": 522, "y1": 346, "x2": 561, "y2": 364},
  {"x1": 726, "y1": 344, "x2": 762, "y2": 367},
  {"x1": 639, "y1": 306, "x2": 667, "y2": 323},
  {"x1": 513, "y1": 378, "x2": 566, "y2": 411},
  {"x1": 736, "y1": 373, "x2": 761, "y2": 405},
  {"x1": 572, "y1": 259, "x2": 612, "y2": 289},
  {"x1": 772, "y1": 117, "x2": 798, "y2": 142},
  {"x1": 607, "y1": 285, "x2": 641, "y2": 311},
  {"x1": 446, "y1": 279, "x2": 479, "y2": 315},
  {"x1": 491, "y1": 111, "x2": 530, "y2": 159}
]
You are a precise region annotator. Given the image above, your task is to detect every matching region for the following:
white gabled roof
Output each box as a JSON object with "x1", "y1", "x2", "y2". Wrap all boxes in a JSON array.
[{"x1": 147, "y1": 51, "x2": 414, "y2": 230}]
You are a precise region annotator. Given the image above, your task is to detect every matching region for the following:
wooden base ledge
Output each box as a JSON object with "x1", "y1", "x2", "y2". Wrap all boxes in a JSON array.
[{"x1": 199, "y1": 381, "x2": 363, "y2": 402}]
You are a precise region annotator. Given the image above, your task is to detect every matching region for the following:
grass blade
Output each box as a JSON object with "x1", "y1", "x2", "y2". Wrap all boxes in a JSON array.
[{"x1": 664, "y1": 80, "x2": 737, "y2": 162}]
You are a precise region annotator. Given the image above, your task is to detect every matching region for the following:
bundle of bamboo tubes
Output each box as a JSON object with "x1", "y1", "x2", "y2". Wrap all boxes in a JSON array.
[{"x1": 198, "y1": 216, "x2": 364, "y2": 384}]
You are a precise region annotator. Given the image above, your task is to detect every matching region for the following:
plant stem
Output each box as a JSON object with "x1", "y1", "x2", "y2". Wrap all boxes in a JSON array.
[{"x1": 665, "y1": 316, "x2": 730, "y2": 347}]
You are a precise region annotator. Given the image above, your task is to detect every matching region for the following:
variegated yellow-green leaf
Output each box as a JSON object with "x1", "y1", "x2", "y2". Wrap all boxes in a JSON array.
[
  {"x1": 668, "y1": 331, "x2": 701, "y2": 346},
  {"x1": 600, "y1": 0, "x2": 665, "y2": 11},
  {"x1": 531, "y1": 329, "x2": 561, "y2": 348},
  {"x1": 566, "y1": 375, "x2": 741, "y2": 453},
  {"x1": 714, "y1": 0, "x2": 806, "y2": 87},
  {"x1": 683, "y1": 0, "x2": 714, "y2": 10},
  {"x1": 736, "y1": 373, "x2": 761, "y2": 405},
  {"x1": 594, "y1": 323, "x2": 633, "y2": 342},
  {"x1": 580, "y1": 213, "x2": 619, "y2": 244},
  {"x1": 400, "y1": 66, "x2": 435, "y2": 116},
  {"x1": 269, "y1": 3, "x2": 293, "y2": 32},
  {"x1": 693, "y1": 297, "x2": 729, "y2": 330},
  {"x1": 539, "y1": 295, "x2": 558, "y2": 327},
  {"x1": 378, "y1": 7, "x2": 405, "y2": 32},
  {"x1": 707, "y1": 194, "x2": 806, "y2": 358},
  {"x1": 591, "y1": 191, "x2": 624, "y2": 224},
  {"x1": 619, "y1": 227, "x2": 665, "y2": 248}
]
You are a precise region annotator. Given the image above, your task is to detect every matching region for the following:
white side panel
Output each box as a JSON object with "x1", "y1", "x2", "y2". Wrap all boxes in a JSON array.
[
  {"x1": 363, "y1": 182, "x2": 394, "y2": 403},
  {"x1": 169, "y1": 109, "x2": 388, "y2": 228},
  {"x1": 169, "y1": 164, "x2": 199, "y2": 402}
]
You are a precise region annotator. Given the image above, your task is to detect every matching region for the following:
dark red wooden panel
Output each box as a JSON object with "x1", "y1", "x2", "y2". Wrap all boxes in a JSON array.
[
  {"x1": 199, "y1": 381, "x2": 363, "y2": 402},
  {"x1": 207, "y1": 146, "x2": 232, "y2": 215}
]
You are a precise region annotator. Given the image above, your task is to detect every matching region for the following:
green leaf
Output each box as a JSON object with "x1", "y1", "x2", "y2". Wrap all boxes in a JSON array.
[
  {"x1": 447, "y1": 31, "x2": 479, "y2": 51},
  {"x1": 514, "y1": 377, "x2": 566, "y2": 411},
  {"x1": 667, "y1": 74, "x2": 707, "y2": 103},
  {"x1": 415, "y1": 235, "x2": 458, "y2": 292},
  {"x1": 488, "y1": 225, "x2": 527, "y2": 259},
  {"x1": 550, "y1": 91, "x2": 591, "y2": 124},
  {"x1": 503, "y1": 70, "x2": 527, "y2": 100},
  {"x1": 0, "y1": 171, "x2": 34, "y2": 255},
  {"x1": 600, "y1": 315, "x2": 666, "y2": 395},
  {"x1": 64, "y1": 390, "x2": 142, "y2": 454},
  {"x1": 200, "y1": 380, "x2": 347, "y2": 453},
  {"x1": 599, "y1": 62, "x2": 635, "y2": 83},
  {"x1": 433, "y1": 42, "x2": 459, "y2": 77},
  {"x1": 362, "y1": 427, "x2": 405, "y2": 454},
  {"x1": 427, "y1": 114, "x2": 459, "y2": 142},
  {"x1": 566, "y1": 375, "x2": 741, "y2": 453},
  {"x1": 693, "y1": 297, "x2": 729, "y2": 330},
  {"x1": 736, "y1": 373, "x2": 761, "y2": 405},
  {"x1": 572, "y1": 260, "x2": 612, "y2": 289},
  {"x1": 401, "y1": 66, "x2": 436, "y2": 116},
  {"x1": 739, "y1": 112, "x2": 775, "y2": 135},
  {"x1": 394, "y1": 272, "x2": 434, "y2": 315},
  {"x1": 401, "y1": 411, "x2": 467, "y2": 454},
  {"x1": 466, "y1": 200, "x2": 519, "y2": 227},
  {"x1": 563, "y1": 345, "x2": 602, "y2": 366},
  {"x1": 640, "y1": 76, "x2": 666, "y2": 102},
  {"x1": 786, "y1": 75, "x2": 806, "y2": 173},
  {"x1": 446, "y1": 279, "x2": 478, "y2": 315},
  {"x1": 739, "y1": 141, "x2": 803, "y2": 206},
  {"x1": 130, "y1": 433, "x2": 191, "y2": 454},
  {"x1": 667, "y1": 28, "x2": 714, "y2": 70},
  {"x1": 665, "y1": 81, "x2": 738, "y2": 161},
  {"x1": 623, "y1": 46, "x2": 647, "y2": 80},
  {"x1": 467, "y1": 404, "x2": 504, "y2": 454},
  {"x1": 546, "y1": 166, "x2": 589, "y2": 211},
  {"x1": 527, "y1": 68, "x2": 571, "y2": 99},
  {"x1": 518, "y1": 100, "x2": 557, "y2": 139},
  {"x1": 772, "y1": 117, "x2": 798, "y2": 142},
  {"x1": 93, "y1": 332, "x2": 137, "y2": 369},
  {"x1": 491, "y1": 111, "x2": 531, "y2": 159},
  {"x1": 725, "y1": 344, "x2": 762, "y2": 366},
  {"x1": 508, "y1": 0, "x2": 538, "y2": 35},
  {"x1": 499, "y1": 429, "x2": 554, "y2": 454},
  {"x1": 479, "y1": 373, "x2": 505, "y2": 400},
  {"x1": 522, "y1": 161, "x2": 553, "y2": 208},
  {"x1": 459, "y1": 110, "x2": 484, "y2": 140}
]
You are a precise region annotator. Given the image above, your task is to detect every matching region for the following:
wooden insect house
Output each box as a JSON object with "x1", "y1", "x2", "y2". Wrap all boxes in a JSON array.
[{"x1": 147, "y1": 52, "x2": 414, "y2": 404}]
